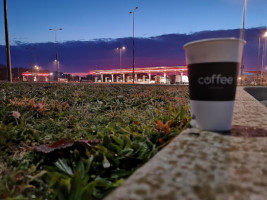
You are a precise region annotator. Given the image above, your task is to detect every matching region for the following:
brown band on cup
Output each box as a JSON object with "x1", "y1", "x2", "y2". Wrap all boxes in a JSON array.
[{"x1": 188, "y1": 62, "x2": 239, "y2": 101}]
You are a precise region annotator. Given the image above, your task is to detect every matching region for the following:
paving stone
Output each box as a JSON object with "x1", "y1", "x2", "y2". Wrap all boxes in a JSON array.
[
  {"x1": 105, "y1": 87, "x2": 267, "y2": 200},
  {"x1": 233, "y1": 87, "x2": 267, "y2": 130}
]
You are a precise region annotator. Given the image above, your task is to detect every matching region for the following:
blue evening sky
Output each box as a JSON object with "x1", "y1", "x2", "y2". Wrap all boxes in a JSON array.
[{"x1": 0, "y1": 0, "x2": 266, "y2": 44}]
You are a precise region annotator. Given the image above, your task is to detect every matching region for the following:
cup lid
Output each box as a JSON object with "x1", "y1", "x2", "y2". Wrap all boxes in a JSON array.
[{"x1": 183, "y1": 37, "x2": 246, "y2": 49}]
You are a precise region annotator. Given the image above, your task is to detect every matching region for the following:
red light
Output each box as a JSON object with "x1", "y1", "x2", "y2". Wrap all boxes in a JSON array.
[
  {"x1": 22, "y1": 73, "x2": 50, "y2": 77},
  {"x1": 22, "y1": 73, "x2": 32, "y2": 76},
  {"x1": 37, "y1": 73, "x2": 51, "y2": 76}
]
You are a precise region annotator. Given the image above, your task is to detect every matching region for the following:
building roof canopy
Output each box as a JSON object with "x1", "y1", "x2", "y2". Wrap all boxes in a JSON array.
[{"x1": 89, "y1": 66, "x2": 187, "y2": 75}]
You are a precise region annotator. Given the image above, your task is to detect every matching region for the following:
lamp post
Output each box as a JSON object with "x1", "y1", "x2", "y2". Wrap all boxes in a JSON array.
[
  {"x1": 240, "y1": 0, "x2": 246, "y2": 85},
  {"x1": 4, "y1": 0, "x2": 12, "y2": 82},
  {"x1": 49, "y1": 28, "x2": 62, "y2": 82},
  {"x1": 117, "y1": 46, "x2": 126, "y2": 82},
  {"x1": 33, "y1": 65, "x2": 39, "y2": 82},
  {"x1": 130, "y1": 7, "x2": 138, "y2": 84},
  {"x1": 261, "y1": 32, "x2": 267, "y2": 85},
  {"x1": 257, "y1": 36, "x2": 261, "y2": 85},
  {"x1": 116, "y1": 46, "x2": 126, "y2": 70},
  {"x1": 34, "y1": 65, "x2": 39, "y2": 72}
]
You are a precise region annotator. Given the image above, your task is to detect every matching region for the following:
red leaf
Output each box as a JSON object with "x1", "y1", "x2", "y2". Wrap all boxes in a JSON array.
[
  {"x1": 34, "y1": 139, "x2": 102, "y2": 154},
  {"x1": 182, "y1": 118, "x2": 188, "y2": 125},
  {"x1": 158, "y1": 138, "x2": 164, "y2": 144},
  {"x1": 15, "y1": 173, "x2": 24, "y2": 183},
  {"x1": 164, "y1": 120, "x2": 178, "y2": 134},
  {"x1": 156, "y1": 120, "x2": 164, "y2": 129},
  {"x1": 87, "y1": 139, "x2": 103, "y2": 145},
  {"x1": 134, "y1": 121, "x2": 140, "y2": 125},
  {"x1": 34, "y1": 139, "x2": 75, "y2": 153},
  {"x1": 164, "y1": 125, "x2": 170, "y2": 134}
]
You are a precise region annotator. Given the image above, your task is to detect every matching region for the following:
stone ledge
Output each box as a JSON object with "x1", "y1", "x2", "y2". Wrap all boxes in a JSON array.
[
  {"x1": 233, "y1": 87, "x2": 267, "y2": 130},
  {"x1": 105, "y1": 87, "x2": 267, "y2": 200}
]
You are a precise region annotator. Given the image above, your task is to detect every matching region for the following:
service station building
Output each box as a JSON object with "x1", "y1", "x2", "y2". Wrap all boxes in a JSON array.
[{"x1": 88, "y1": 66, "x2": 188, "y2": 84}]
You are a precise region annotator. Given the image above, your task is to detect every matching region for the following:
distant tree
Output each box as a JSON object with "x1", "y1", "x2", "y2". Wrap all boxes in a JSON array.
[
  {"x1": 0, "y1": 64, "x2": 8, "y2": 80},
  {"x1": 12, "y1": 67, "x2": 31, "y2": 81},
  {"x1": 0, "y1": 65, "x2": 32, "y2": 81}
]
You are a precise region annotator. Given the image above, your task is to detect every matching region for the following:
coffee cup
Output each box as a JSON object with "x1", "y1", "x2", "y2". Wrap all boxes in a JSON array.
[{"x1": 184, "y1": 38, "x2": 246, "y2": 132}]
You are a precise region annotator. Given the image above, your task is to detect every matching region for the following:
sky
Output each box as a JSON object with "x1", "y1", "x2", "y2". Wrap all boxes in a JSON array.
[
  {"x1": 0, "y1": 0, "x2": 266, "y2": 73},
  {"x1": 0, "y1": 0, "x2": 266, "y2": 44},
  {"x1": 0, "y1": 27, "x2": 264, "y2": 73}
]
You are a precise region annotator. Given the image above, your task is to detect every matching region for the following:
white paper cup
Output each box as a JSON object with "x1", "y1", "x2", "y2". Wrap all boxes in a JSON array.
[{"x1": 184, "y1": 38, "x2": 246, "y2": 132}]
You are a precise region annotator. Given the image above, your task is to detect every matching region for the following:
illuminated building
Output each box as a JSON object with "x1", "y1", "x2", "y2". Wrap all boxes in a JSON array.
[
  {"x1": 22, "y1": 71, "x2": 52, "y2": 82},
  {"x1": 88, "y1": 66, "x2": 188, "y2": 84}
]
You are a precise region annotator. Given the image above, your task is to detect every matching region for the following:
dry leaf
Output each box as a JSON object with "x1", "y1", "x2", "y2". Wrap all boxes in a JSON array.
[
  {"x1": 158, "y1": 138, "x2": 164, "y2": 144},
  {"x1": 34, "y1": 139, "x2": 102, "y2": 154},
  {"x1": 134, "y1": 121, "x2": 139, "y2": 125},
  {"x1": 156, "y1": 120, "x2": 164, "y2": 129},
  {"x1": 30, "y1": 170, "x2": 47, "y2": 181},
  {"x1": 164, "y1": 120, "x2": 178, "y2": 134}
]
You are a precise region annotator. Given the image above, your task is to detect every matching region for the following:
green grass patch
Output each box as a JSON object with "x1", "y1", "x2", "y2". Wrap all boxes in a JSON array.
[{"x1": 0, "y1": 83, "x2": 190, "y2": 200}]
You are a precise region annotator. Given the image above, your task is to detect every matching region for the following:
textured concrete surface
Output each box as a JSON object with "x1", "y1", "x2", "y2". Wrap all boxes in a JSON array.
[
  {"x1": 105, "y1": 87, "x2": 267, "y2": 200},
  {"x1": 233, "y1": 87, "x2": 267, "y2": 130}
]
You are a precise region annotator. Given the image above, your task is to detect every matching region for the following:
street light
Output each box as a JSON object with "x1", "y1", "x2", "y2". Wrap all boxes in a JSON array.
[
  {"x1": 240, "y1": 0, "x2": 246, "y2": 85},
  {"x1": 4, "y1": 0, "x2": 12, "y2": 82},
  {"x1": 116, "y1": 46, "x2": 126, "y2": 70},
  {"x1": 31, "y1": 65, "x2": 39, "y2": 73},
  {"x1": 33, "y1": 65, "x2": 40, "y2": 82},
  {"x1": 116, "y1": 46, "x2": 126, "y2": 82},
  {"x1": 257, "y1": 35, "x2": 261, "y2": 84},
  {"x1": 34, "y1": 65, "x2": 39, "y2": 71},
  {"x1": 130, "y1": 6, "x2": 138, "y2": 84},
  {"x1": 261, "y1": 31, "x2": 267, "y2": 85},
  {"x1": 49, "y1": 28, "x2": 62, "y2": 82}
]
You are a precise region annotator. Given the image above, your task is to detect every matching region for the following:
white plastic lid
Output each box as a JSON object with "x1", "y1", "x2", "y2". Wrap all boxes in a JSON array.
[{"x1": 184, "y1": 38, "x2": 246, "y2": 65}]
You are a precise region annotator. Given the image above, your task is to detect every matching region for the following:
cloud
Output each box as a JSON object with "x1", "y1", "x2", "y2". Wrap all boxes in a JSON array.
[{"x1": 0, "y1": 27, "x2": 265, "y2": 72}]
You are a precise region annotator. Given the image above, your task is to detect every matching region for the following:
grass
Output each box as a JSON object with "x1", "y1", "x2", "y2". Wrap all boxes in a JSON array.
[{"x1": 0, "y1": 83, "x2": 190, "y2": 200}]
